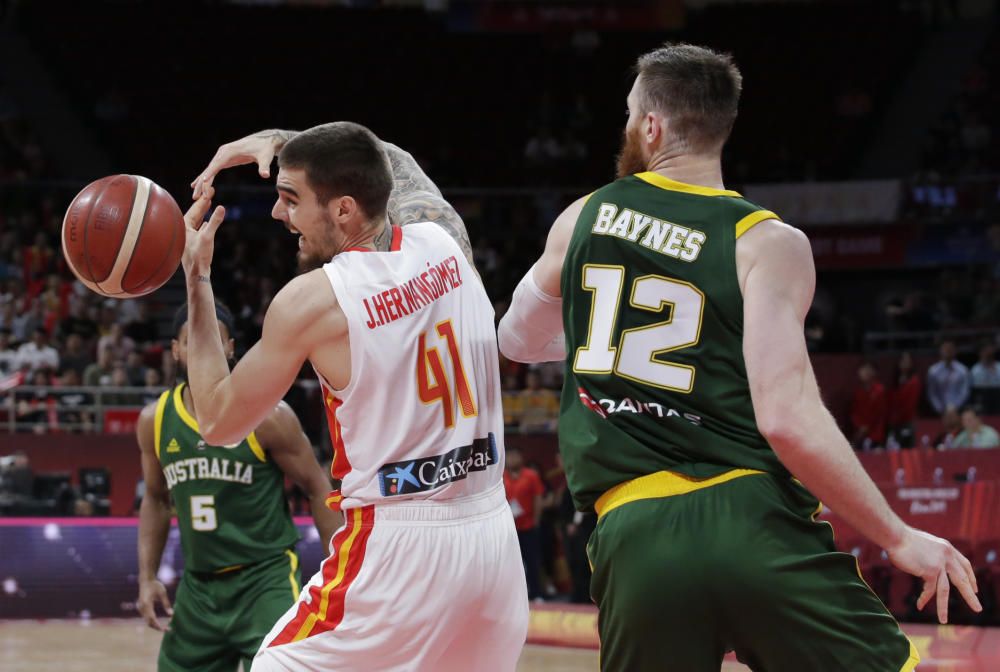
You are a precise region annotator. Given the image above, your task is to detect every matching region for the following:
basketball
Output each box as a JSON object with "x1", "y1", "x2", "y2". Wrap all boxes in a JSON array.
[{"x1": 61, "y1": 174, "x2": 185, "y2": 298}]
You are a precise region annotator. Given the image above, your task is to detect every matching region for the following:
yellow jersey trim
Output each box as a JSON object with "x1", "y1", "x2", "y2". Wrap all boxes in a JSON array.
[
  {"x1": 286, "y1": 550, "x2": 300, "y2": 600},
  {"x1": 153, "y1": 390, "x2": 171, "y2": 461},
  {"x1": 173, "y1": 384, "x2": 200, "y2": 433},
  {"x1": 595, "y1": 468, "x2": 764, "y2": 519},
  {"x1": 900, "y1": 637, "x2": 920, "y2": 671},
  {"x1": 246, "y1": 431, "x2": 267, "y2": 463},
  {"x1": 635, "y1": 171, "x2": 742, "y2": 198},
  {"x1": 735, "y1": 210, "x2": 780, "y2": 239}
]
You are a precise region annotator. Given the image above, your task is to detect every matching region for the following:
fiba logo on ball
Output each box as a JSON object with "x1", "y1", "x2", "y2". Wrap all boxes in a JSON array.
[{"x1": 61, "y1": 174, "x2": 185, "y2": 299}]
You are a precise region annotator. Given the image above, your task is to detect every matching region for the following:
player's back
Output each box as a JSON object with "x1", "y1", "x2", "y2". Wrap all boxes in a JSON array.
[
  {"x1": 319, "y1": 222, "x2": 504, "y2": 509},
  {"x1": 560, "y1": 172, "x2": 789, "y2": 512}
]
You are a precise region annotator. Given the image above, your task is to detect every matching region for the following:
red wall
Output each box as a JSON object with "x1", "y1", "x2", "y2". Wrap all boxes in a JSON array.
[{"x1": 2, "y1": 435, "x2": 141, "y2": 516}]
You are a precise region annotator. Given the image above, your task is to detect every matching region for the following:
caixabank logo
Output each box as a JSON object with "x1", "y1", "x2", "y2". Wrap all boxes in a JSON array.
[{"x1": 377, "y1": 433, "x2": 498, "y2": 497}]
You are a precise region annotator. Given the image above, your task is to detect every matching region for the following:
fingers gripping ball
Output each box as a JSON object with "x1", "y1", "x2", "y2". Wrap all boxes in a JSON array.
[{"x1": 62, "y1": 174, "x2": 185, "y2": 298}]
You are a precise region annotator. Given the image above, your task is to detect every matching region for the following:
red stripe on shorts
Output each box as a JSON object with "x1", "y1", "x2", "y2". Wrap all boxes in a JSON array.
[{"x1": 267, "y1": 506, "x2": 374, "y2": 647}]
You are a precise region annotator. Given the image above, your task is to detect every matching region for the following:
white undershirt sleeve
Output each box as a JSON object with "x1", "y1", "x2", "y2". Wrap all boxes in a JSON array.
[{"x1": 497, "y1": 265, "x2": 566, "y2": 363}]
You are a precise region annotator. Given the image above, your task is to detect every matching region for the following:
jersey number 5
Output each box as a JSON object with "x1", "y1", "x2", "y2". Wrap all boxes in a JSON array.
[
  {"x1": 190, "y1": 495, "x2": 217, "y2": 532},
  {"x1": 573, "y1": 265, "x2": 704, "y2": 392},
  {"x1": 417, "y1": 319, "x2": 478, "y2": 428}
]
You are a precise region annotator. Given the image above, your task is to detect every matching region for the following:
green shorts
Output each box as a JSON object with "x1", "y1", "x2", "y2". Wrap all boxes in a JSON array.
[
  {"x1": 587, "y1": 472, "x2": 919, "y2": 672},
  {"x1": 159, "y1": 550, "x2": 301, "y2": 672}
]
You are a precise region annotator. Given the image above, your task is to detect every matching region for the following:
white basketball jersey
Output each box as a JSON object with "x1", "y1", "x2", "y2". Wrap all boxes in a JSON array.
[{"x1": 318, "y1": 222, "x2": 505, "y2": 509}]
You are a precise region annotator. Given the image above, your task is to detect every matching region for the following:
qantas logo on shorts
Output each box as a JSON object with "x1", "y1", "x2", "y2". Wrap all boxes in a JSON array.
[{"x1": 377, "y1": 433, "x2": 498, "y2": 497}]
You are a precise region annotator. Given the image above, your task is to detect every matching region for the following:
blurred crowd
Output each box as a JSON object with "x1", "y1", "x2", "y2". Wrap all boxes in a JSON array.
[{"x1": 850, "y1": 340, "x2": 1000, "y2": 452}]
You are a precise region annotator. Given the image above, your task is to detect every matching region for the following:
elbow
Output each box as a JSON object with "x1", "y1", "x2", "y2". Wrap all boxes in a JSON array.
[
  {"x1": 754, "y1": 401, "x2": 809, "y2": 458},
  {"x1": 199, "y1": 419, "x2": 234, "y2": 447},
  {"x1": 497, "y1": 318, "x2": 530, "y2": 363}
]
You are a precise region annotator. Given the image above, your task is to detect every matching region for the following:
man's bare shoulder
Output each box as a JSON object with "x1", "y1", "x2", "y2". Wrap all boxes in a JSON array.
[
  {"x1": 736, "y1": 219, "x2": 811, "y2": 282},
  {"x1": 268, "y1": 270, "x2": 343, "y2": 332},
  {"x1": 739, "y1": 218, "x2": 809, "y2": 254},
  {"x1": 136, "y1": 399, "x2": 162, "y2": 451}
]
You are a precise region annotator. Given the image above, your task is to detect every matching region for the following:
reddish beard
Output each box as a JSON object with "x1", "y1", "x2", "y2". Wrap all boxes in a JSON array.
[{"x1": 615, "y1": 125, "x2": 647, "y2": 178}]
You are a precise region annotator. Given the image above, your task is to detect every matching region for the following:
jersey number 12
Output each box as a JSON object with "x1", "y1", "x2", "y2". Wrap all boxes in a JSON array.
[{"x1": 573, "y1": 265, "x2": 705, "y2": 392}]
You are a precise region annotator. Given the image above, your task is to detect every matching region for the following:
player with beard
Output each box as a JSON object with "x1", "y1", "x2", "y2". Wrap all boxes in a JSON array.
[
  {"x1": 136, "y1": 301, "x2": 340, "y2": 672},
  {"x1": 182, "y1": 122, "x2": 526, "y2": 671},
  {"x1": 497, "y1": 43, "x2": 980, "y2": 671}
]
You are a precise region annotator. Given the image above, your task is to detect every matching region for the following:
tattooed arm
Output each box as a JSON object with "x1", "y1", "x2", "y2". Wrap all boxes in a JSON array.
[
  {"x1": 381, "y1": 142, "x2": 474, "y2": 265},
  {"x1": 192, "y1": 129, "x2": 475, "y2": 266}
]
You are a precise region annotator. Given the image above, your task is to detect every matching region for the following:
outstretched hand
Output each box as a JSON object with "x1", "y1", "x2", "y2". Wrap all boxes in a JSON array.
[
  {"x1": 191, "y1": 130, "x2": 288, "y2": 199},
  {"x1": 182, "y1": 187, "x2": 226, "y2": 278}
]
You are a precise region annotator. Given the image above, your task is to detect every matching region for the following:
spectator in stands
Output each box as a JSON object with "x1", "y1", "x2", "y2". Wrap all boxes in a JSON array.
[
  {"x1": 102, "y1": 363, "x2": 132, "y2": 406},
  {"x1": 59, "y1": 333, "x2": 91, "y2": 378},
  {"x1": 850, "y1": 362, "x2": 887, "y2": 451},
  {"x1": 124, "y1": 300, "x2": 158, "y2": 346},
  {"x1": 11, "y1": 299, "x2": 45, "y2": 342},
  {"x1": 22, "y1": 231, "x2": 55, "y2": 291},
  {"x1": 59, "y1": 299, "x2": 98, "y2": 344},
  {"x1": 96, "y1": 322, "x2": 135, "y2": 362},
  {"x1": 16, "y1": 368, "x2": 53, "y2": 432},
  {"x1": 0, "y1": 302, "x2": 14, "y2": 334},
  {"x1": 141, "y1": 367, "x2": 163, "y2": 406},
  {"x1": 15, "y1": 327, "x2": 58, "y2": 375},
  {"x1": 0, "y1": 327, "x2": 15, "y2": 375},
  {"x1": 124, "y1": 350, "x2": 147, "y2": 387},
  {"x1": 83, "y1": 345, "x2": 114, "y2": 387},
  {"x1": 927, "y1": 340, "x2": 971, "y2": 414},
  {"x1": 503, "y1": 445, "x2": 545, "y2": 601},
  {"x1": 954, "y1": 406, "x2": 1000, "y2": 449},
  {"x1": 518, "y1": 370, "x2": 560, "y2": 433},
  {"x1": 888, "y1": 352, "x2": 922, "y2": 449},
  {"x1": 972, "y1": 341, "x2": 1000, "y2": 414},
  {"x1": 55, "y1": 368, "x2": 93, "y2": 432},
  {"x1": 933, "y1": 407, "x2": 963, "y2": 450}
]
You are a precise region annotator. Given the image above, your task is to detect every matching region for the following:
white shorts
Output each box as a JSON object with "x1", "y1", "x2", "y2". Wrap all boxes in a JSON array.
[{"x1": 252, "y1": 483, "x2": 529, "y2": 672}]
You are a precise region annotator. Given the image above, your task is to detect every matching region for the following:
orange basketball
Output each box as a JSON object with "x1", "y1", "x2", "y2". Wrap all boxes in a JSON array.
[{"x1": 61, "y1": 174, "x2": 185, "y2": 298}]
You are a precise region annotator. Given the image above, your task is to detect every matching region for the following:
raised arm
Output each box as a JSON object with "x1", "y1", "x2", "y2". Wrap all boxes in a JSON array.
[
  {"x1": 738, "y1": 218, "x2": 980, "y2": 624},
  {"x1": 380, "y1": 141, "x2": 473, "y2": 265},
  {"x1": 192, "y1": 129, "x2": 474, "y2": 265}
]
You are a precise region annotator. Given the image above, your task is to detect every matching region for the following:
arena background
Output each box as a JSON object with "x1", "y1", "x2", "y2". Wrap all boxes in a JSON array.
[{"x1": 1, "y1": 0, "x2": 1000, "y2": 669}]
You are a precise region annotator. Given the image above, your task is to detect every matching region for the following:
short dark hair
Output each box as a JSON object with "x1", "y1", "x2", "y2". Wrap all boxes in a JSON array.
[
  {"x1": 278, "y1": 122, "x2": 392, "y2": 220},
  {"x1": 635, "y1": 43, "x2": 742, "y2": 151},
  {"x1": 172, "y1": 301, "x2": 235, "y2": 339}
]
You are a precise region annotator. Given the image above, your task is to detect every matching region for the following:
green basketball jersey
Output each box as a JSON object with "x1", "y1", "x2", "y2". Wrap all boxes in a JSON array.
[
  {"x1": 154, "y1": 383, "x2": 299, "y2": 572},
  {"x1": 559, "y1": 172, "x2": 790, "y2": 512}
]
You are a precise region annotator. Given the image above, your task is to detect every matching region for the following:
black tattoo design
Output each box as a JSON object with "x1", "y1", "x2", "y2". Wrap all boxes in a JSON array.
[
  {"x1": 372, "y1": 221, "x2": 393, "y2": 252},
  {"x1": 382, "y1": 142, "x2": 475, "y2": 266},
  {"x1": 252, "y1": 129, "x2": 299, "y2": 150},
  {"x1": 195, "y1": 275, "x2": 211, "y2": 283}
]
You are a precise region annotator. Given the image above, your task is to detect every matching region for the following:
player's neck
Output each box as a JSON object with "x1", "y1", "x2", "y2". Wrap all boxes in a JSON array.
[
  {"x1": 339, "y1": 218, "x2": 391, "y2": 253},
  {"x1": 645, "y1": 152, "x2": 726, "y2": 192},
  {"x1": 181, "y1": 383, "x2": 199, "y2": 423}
]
